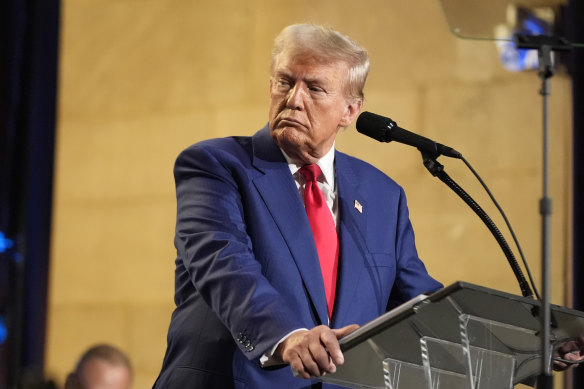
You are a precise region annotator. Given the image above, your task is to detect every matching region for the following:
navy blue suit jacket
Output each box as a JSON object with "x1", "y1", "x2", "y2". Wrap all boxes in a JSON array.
[{"x1": 153, "y1": 126, "x2": 442, "y2": 388}]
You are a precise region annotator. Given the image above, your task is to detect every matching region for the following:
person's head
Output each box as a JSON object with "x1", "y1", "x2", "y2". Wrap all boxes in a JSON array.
[
  {"x1": 268, "y1": 23, "x2": 370, "y2": 164},
  {"x1": 65, "y1": 344, "x2": 133, "y2": 389}
]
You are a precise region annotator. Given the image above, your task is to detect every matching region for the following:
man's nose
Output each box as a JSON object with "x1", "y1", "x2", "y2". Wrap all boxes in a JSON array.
[{"x1": 286, "y1": 85, "x2": 305, "y2": 110}]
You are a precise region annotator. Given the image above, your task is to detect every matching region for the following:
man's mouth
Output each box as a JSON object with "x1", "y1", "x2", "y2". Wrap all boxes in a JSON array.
[{"x1": 278, "y1": 117, "x2": 305, "y2": 127}]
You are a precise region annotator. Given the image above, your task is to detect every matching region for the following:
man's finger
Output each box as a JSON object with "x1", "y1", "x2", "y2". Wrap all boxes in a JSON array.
[
  {"x1": 333, "y1": 324, "x2": 360, "y2": 339},
  {"x1": 308, "y1": 340, "x2": 335, "y2": 373},
  {"x1": 288, "y1": 352, "x2": 311, "y2": 379},
  {"x1": 299, "y1": 346, "x2": 324, "y2": 377},
  {"x1": 318, "y1": 328, "x2": 346, "y2": 366},
  {"x1": 322, "y1": 323, "x2": 360, "y2": 365}
]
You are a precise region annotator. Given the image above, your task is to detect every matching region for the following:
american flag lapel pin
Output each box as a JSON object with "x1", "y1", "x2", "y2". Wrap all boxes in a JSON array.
[{"x1": 354, "y1": 200, "x2": 363, "y2": 214}]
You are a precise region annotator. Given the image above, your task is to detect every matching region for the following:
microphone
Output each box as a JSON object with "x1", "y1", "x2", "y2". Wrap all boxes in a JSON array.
[{"x1": 356, "y1": 111, "x2": 462, "y2": 159}]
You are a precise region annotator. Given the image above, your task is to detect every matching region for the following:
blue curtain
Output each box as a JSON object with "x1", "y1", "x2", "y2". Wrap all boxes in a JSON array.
[
  {"x1": 570, "y1": 0, "x2": 584, "y2": 387},
  {"x1": 0, "y1": 0, "x2": 60, "y2": 387}
]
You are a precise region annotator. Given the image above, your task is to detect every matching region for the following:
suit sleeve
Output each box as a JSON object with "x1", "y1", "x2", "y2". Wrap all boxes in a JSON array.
[
  {"x1": 173, "y1": 144, "x2": 305, "y2": 361},
  {"x1": 387, "y1": 186, "x2": 443, "y2": 309}
]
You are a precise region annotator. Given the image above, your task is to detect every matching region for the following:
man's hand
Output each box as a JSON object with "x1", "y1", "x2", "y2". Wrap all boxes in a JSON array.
[
  {"x1": 553, "y1": 337, "x2": 584, "y2": 371},
  {"x1": 274, "y1": 324, "x2": 359, "y2": 379}
]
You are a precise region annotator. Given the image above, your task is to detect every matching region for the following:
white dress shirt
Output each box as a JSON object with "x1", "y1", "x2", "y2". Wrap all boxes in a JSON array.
[{"x1": 283, "y1": 144, "x2": 339, "y2": 228}]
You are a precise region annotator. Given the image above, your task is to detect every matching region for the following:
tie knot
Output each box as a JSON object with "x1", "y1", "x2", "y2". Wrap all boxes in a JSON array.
[{"x1": 299, "y1": 164, "x2": 322, "y2": 183}]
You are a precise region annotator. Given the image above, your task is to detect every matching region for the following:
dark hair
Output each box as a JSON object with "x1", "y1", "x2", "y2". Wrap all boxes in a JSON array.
[
  {"x1": 75, "y1": 344, "x2": 132, "y2": 373},
  {"x1": 65, "y1": 344, "x2": 133, "y2": 389}
]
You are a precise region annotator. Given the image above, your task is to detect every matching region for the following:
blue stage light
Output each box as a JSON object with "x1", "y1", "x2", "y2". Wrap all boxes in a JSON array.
[
  {"x1": 496, "y1": 7, "x2": 555, "y2": 72},
  {"x1": 0, "y1": 316, "x2": 6, "y2": 344},
  {"x1": 0, "y1": 231, "x2": 14, "y2": 253}
]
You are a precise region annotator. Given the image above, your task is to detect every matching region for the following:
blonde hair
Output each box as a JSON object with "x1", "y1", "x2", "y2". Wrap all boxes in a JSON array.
[{"x1": 270, "y1": 23, "x2": 370, "y2": 101}]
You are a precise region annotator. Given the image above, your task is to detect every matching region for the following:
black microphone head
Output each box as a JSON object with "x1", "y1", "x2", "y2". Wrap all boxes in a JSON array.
[
  {"x1": 356, "y1": 111, "x2": 462, "y2": 159},
  {"x1": 356, "y1": 111, "x2": 396, "y2": 143}
]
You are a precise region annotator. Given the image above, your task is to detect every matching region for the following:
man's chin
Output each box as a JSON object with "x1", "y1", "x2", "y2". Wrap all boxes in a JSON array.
[
  {"x1": 272, "y1": 122, "x2": 306, "y2": 134},
  {"x1": 272, "y1": 126, "x2": 305, "y2": 144},
  {"x1": 270, "y1": 130, "x2": 311, "y2": 162}
]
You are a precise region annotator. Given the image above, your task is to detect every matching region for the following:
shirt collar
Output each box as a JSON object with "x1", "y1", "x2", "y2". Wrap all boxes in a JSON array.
[{"x1": 281, "y1": 144, "x2": 336, "y2": 186}]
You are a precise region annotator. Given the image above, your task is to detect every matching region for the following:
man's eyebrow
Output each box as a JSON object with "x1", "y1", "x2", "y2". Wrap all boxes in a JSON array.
[
  {"x1": 273, "y1": 70, "x2": 292, "y2": 78},
  {"x1": 273, "y1": 71, "x2": 327, "y2": 85},
  {"x1": 304, "y1": 76, "x2": 325, "y2": 84}
]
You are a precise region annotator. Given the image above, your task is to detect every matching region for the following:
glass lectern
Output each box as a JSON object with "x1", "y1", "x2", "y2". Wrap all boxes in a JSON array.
[{"x1": 319, "y1": 282, "x2": 584, "y2": 389}]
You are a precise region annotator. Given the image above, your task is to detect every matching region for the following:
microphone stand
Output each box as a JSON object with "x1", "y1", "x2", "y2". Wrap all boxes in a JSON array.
[
  {"x1": 514, "y1": 34, "x2": 573, "y2": 389},
  {"x1": 536, "y1": 41, "x2": 554, "y2": 389}
]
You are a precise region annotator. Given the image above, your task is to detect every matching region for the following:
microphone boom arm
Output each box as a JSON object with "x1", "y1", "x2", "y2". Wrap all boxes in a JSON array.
[{"x1": 421, "y1": 151, "x2": 534, "y2": 298}]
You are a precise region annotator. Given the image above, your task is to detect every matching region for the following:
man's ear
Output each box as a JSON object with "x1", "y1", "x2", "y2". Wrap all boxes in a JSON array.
[{"x1": 339, "y1": 99, "x2": 362, "y2": 127}]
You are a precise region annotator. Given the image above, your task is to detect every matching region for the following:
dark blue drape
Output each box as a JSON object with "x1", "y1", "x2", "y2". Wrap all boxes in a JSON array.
[
  {"x1": 0, "y1": 0, "x2": 60, "y2": 387},
  {"x1": 570, "y1": 0, "x2": 584, "y2": 387}
]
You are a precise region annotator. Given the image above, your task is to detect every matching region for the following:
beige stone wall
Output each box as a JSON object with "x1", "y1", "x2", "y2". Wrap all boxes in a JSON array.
[{"x1": 46, "y1": 0, "x2": 573, "y2": 388}]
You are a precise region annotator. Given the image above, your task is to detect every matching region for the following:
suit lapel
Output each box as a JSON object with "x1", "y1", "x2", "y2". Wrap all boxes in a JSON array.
[
  {"x1": 250, "y1": 127, "x2": 329, "y2": 325},
  {"x1": 332, "y1": 152, "x2": 369, "y2": 326}
]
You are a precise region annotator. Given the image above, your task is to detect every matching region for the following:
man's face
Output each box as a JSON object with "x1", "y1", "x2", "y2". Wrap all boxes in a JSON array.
[{"x1": 268, "y1": 50, "x2": 361, "y2": 164}]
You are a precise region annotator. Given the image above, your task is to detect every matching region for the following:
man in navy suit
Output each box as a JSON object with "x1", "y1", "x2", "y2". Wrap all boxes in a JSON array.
[{"x1": 154, "y1": 23, "x2": 442, "y2": 388}]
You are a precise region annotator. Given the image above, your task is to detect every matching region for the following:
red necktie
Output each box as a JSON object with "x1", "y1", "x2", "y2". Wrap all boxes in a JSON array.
[{"x1": 299, "y1": 164, "x2": 339, "y2": 319}]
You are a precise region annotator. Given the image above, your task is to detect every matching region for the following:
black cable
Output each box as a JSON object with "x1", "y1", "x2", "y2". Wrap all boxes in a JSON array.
[
  {"x1": 421, "y1": 154, "x2": 534, "y2": 298},
  {"x1": 460, "y1": 156, "x2": 541, "y2": 300}
]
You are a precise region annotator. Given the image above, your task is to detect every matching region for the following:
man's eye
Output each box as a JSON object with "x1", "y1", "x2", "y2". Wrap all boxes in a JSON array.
[
  {"x1": 309, "y1": 86, "x2": 324, "y2": 93},
  {"x1": 277, "y1": 80, "x2": 291, "y2": 88}
]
